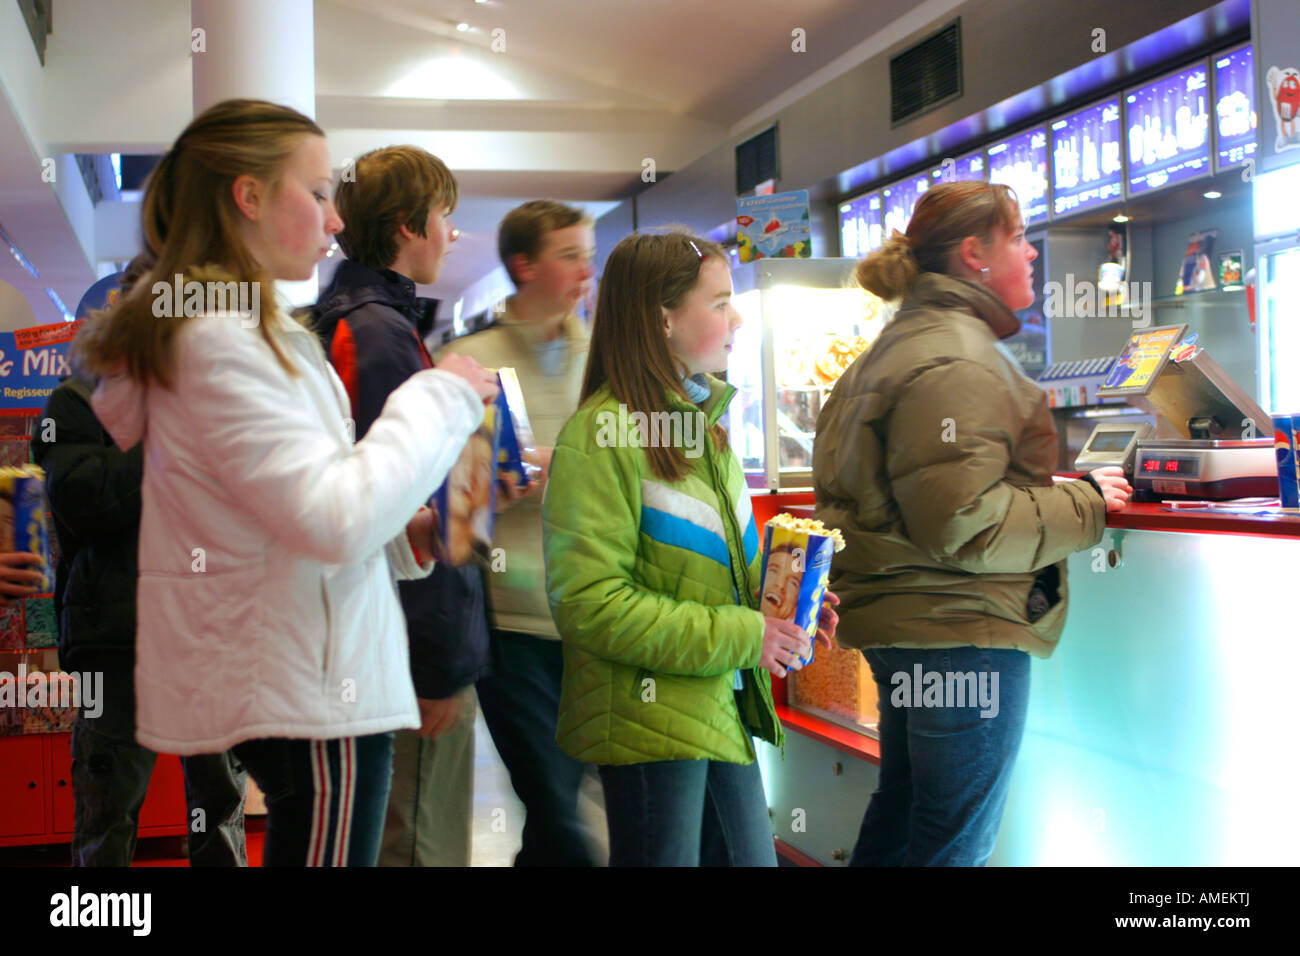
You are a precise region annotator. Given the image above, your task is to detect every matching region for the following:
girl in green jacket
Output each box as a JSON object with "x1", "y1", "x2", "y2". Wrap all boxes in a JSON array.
[{"x1": 542, "y1": 231, "x2": 839, "y2": 866}]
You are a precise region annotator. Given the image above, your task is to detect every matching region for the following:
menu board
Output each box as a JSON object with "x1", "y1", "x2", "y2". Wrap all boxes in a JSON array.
[
  {"x1": 932, "y1": 151, "x2": 986, "y2": 185},
  {"x1": 987, "y1": 128, "x2": 1049, "y2": 225},
  {"x1": 1213, "y1": 44, "x2": 1256, "y2": 173},
  {"x1": 1126, "y1": 63, "x2": 1212, "y2": 195},
  {"x1": 1051, "y1": 97, "x2": 1123, "y2": 217},
  {"x1": 881, "y1": 173, "x2": 931, "y2": 239},
  {"x1": 839, "y1": 192, "x2": 883, "y2": 258}
]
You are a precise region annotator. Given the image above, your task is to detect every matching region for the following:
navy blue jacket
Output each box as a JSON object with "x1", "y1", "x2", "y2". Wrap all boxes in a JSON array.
[{"x1": 312, "y1": 259, "x2": 490, "y2": 700}]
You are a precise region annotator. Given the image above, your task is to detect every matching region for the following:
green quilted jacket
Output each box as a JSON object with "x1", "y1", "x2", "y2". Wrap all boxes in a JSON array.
[{"x1": 541, "y1": 376, "x2": 783, "y2": 765}]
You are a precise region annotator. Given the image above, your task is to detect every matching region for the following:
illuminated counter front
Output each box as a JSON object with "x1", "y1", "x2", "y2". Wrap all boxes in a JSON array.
[{"x1": 755, "y1": 495, "x2": 1300, "y2": 866}]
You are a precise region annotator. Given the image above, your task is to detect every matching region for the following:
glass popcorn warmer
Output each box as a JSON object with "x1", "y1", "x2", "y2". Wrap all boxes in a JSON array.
[
  {"x1": 728, "y1": 257, "x2": 887, "y2": 736},
  {"x1": 725, "y1": 257, "x2": 889, "y2": 491}
]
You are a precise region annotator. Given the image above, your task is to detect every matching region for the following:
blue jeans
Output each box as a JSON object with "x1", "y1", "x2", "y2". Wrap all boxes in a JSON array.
[
  {"x1": 476, "y1": 630, "x2": 597, "y2": 866},
  {"x1": 850, "y1": 646, "x2": 1030, "y2": 867},
  {"x1": 598, "y1": 757, "x2": 777, "y2": 867}
]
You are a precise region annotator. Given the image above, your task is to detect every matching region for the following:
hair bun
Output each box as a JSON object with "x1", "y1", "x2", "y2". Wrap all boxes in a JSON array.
[{"x1": 855, "y1": 229, "x2": 919, "y2": 301}]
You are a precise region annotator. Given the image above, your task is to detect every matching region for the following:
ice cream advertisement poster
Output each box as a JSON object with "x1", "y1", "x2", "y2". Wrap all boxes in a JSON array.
[{"x1": 736, "y1": 191, "x2": 811, "y2": 263}]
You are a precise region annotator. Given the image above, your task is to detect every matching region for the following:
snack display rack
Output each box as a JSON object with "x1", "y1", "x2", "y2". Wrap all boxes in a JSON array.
[
  {"x1": 0, "y1": 416, "x2": 188, "y2": 849},
  {"x1": 726, "y1": 258, "x2": 889, "y2": 491}
]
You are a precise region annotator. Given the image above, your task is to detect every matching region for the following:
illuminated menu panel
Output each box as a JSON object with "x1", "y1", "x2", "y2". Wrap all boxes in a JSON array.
[
  {"x1": 987, "y1": 128, "x2": 1049, "y2": 225},
  {"x1": 1213, "y1": 45, "x2": 1256, "y2": 172},
  {"x1": 1051, "y1": 97, "x2": 1123, "y2": 217},
  {"x1": 839, "y1": 192, "x2": 883, "y2": 258},
  {"x1": 1126, "y1": 63, "x2": 1212, "y2": 195},
  {"x1": 931, "y1": 152, "x2": 986, "y2": 185},
  {"x1": 881, "y1": 173, "x2": 931, "y2": 239}
]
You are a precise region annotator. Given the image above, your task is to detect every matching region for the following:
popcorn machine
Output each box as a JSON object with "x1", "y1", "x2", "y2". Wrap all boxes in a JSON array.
[
  {"x1": 725, "y1": 258, "x2": 888, "y2": 490},
  {"x1": 726, "y1": 257, "x2": 886, "y2": 736}
]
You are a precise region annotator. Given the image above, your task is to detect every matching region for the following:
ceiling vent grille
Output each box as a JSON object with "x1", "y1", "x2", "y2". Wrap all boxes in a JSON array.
[
  {"x1": 735, "y1": 126, "x2": 778, "y2": 195},
  {"x1": 890, "y1": 19, "x2": 962, "y2": 125}
]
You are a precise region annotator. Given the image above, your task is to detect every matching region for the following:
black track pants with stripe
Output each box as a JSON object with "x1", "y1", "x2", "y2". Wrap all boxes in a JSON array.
[{"x1": 232, "y1": 733, "x2": 394, "y2": 867}]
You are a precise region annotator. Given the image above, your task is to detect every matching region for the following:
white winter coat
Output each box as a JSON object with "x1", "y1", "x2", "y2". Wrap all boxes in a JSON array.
[{"x1": 91, "y1": 312, "x2": 483, "y2": 754}]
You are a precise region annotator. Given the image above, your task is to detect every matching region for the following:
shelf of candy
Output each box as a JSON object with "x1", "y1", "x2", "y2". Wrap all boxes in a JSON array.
[
  {"x1": 789, "y1": 640, "x2": 880, "y2": 734},
  {"x1": 0, "y1": 603, "x2": 23, "y2": 651},
  {"x1": 24, "y1": 597, "x2": 55, "y2": 648},
  {"x1": 6, "y1": 670, "x2": 78, "y2": 734},
  {"x1": 0, "y1": 690, "x2": 21, "y2": 736},
  {"x1": 0, "y1": 666, "x2": 75, "y2": 735},
  {"x1": 0, "y1": 437, "x2": 29, "y2": 468},
  {"x1": 24, "y1": 704, "x2": 76, "y2": 734}
]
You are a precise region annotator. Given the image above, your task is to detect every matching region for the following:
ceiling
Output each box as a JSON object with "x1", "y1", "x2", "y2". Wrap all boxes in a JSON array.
[{"x1": 0, "y1": 0, "x2": 924, "y2": 323}]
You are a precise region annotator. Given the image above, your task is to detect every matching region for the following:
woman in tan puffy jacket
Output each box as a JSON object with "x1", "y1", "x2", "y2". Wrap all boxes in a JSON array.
[{"x1": 813, "y1": 181, "x2": 1131, "y2": 866}]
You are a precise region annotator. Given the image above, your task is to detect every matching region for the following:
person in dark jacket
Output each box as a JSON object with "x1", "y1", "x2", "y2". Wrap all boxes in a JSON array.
[
  {"x1": 313, "y1": 145, "x2": 488, "y2": 866},
  {"x1": 32, "y1": 316, "x2": 248, "y2": 865}
]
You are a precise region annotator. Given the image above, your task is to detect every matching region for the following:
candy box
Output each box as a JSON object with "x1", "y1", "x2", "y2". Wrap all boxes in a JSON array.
[
  {"x1": 495, "y1": 367, "x2": 539, "y2": 490},
  {"x1": 0, "y1": 466, "x2": 52, "y2": 593},
  {"x1": 757, "y1": 513, "x2": 845, "y2": 666},
  {"x1": 429, "y1": 393, "x2": 503, "y2": 566}
]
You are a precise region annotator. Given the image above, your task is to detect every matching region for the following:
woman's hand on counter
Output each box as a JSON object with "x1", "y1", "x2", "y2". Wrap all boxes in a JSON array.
[
  {"x1": 1089, "y1": 466, "x2": 1133, "y2": 513},
  {"x1": 815, "y1": 590, "x2": 840, "y2": 650}
]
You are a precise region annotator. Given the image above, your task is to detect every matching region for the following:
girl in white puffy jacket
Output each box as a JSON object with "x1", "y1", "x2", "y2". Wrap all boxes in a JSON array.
[{"x1": 75, "y1": 99, "x2": 498, "y2": 867}]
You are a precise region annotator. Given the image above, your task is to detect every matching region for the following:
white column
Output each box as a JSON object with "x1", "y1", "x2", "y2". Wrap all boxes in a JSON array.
[
  {"x1": 190, "y1": 0, "x2": 319, "y2": 304},
  {"x1": 191, "y1": 0, "x2": 315, "y2": 118}
]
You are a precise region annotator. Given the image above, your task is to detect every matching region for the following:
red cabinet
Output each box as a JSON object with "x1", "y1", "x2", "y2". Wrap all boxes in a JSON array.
[
  {"x1": 46, "y1": 736, "x2": 75, "y2": 834},
  {"x1": 0, "y1": 738, "x2": 46, "y2": 838},
  {"x1": 0, "y1": 733, "x2": 189, "y2": 848}
]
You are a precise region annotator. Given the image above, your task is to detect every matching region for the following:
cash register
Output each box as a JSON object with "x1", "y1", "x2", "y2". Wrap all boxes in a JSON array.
[{"x1": 1081, "y1": 325, "x2": 1278, "y2": 501}]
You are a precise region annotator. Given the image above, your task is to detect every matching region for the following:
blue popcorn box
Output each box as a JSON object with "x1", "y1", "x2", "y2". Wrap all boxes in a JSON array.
[
  {"x1": 757, "y1": 517, "x2": 839, "y2": 667},
  {"x1": 0, "y1": 466, "x2": 52, "y2": 594},
  {"x1": 429, "y1": 394, "x2": 503, "y2": 566}
]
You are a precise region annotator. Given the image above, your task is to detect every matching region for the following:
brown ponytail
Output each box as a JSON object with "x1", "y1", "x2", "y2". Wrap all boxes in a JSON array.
[
  {"x1": 582, "y1": 230, "x2": 730, "y2": 483},
  {"x1": 854, "y1": 181, "x2": 1020, "y2": 300}
]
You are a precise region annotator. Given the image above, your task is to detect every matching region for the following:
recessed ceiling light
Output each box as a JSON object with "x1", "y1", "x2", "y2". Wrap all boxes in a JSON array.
[
  {"x1": 456, "y1": 22, "x2": 469, "y2": 32},
  {"x1": 1112, "y1": 215, "x2": 1130, "y2": 223},
  {"x1": 1203, "y1": 190, "x2": 1222, "y2": 199}
]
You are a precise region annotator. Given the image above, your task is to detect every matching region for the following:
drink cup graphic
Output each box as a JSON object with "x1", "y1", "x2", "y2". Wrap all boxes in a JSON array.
[{"x1": 1272, "y1": 414, "x2": 1300, "y2": 509}]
